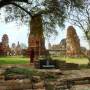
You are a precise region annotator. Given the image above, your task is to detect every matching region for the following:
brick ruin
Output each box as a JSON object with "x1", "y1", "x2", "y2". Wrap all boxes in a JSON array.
[
  {"x1": 0, "y1": 34, "x2": 10, "y2": 55},
  {"x1": 66, "y1": 26, "x2": 81, "y2": 57},
  {"x1": 0, "y1": 34, "x2": 22, "y2": 56},
  {"x1": 49, "y1": 39, "x2": 66, "y2": 50},
  {"x1": 48, "y1": 26, "x2": 82, "y2": 57},
  {"x1": 48, "y1": 39, "x2": 66, "y2": 56},
  {"x1": 28, "y1": 14, "x2": 46, "y2": 58},
  {"x1": 10, "y1": 42, "x2": 22, "y2": 56}
]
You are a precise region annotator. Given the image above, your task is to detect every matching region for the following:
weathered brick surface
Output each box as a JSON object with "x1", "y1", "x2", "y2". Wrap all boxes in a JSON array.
[
  {"x1": 0, "y1": 80, "x2": 5, "y2": 86},
  {"x1": 0, "y1": 86, "x2": 7, "y2": 90},
  {"x1": 33, "y1": 81, "x2": 45, "y2": 89},
  {"x1": 0, "y1": 75, "x2": 5, "y2": 80},
  {"x1": 0, "y1": 69, "x2": 5, "y2": 75},
  {"x1": 0, "y1": 78, "x2": 45, "y2": 90},
  {"x1": 1, "y1": 67, "x2": 90, "y2": 90},
  {"x1": 32, "y1": 76, "x2": 41, "y2": 82},
  {"x1": 6, "y1": 79, "x2": 32, "y2": 90},
  {"x1": 66, "y1": 26, "x2": 81, "y2": 57}
]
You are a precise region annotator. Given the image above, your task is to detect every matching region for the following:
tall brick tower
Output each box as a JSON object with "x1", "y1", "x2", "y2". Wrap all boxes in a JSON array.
[
  {"x1": 66, "y1": 26, "x2": 81, "y2": 57},
  {"x1": 1, "y1": 34, "x2": 9, "y2": 55},
  {"x1": 28, "y1": 14, "x2": 46, "y2": 58}
]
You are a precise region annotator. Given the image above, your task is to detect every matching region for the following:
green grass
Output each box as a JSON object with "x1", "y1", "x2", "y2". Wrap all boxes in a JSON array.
[
  {"x1": 0, "y1": 56, "x2": 29, "y2": 64},
  {"x1": 52, "y1": 56, "x2": 89, "y2": 65},
  {"x1": 0, "y1": 56, "x2": 89, "y2": 65}
]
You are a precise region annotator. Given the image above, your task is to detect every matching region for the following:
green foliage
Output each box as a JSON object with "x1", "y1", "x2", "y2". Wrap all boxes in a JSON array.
[
  {"x1": 4, "y1": 67, "x2": 38, "y2": 78},
  {"x1": 0, "y1": 0, "x2": 85, "y2": 37},
  {"x1": 71, "y1": 0, "x2": 84, "y2": 8}
]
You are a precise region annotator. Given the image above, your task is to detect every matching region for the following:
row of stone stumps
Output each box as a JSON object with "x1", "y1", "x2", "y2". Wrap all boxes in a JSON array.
[
  {"x1": 0, "y1": 68, "x2": 46, "y2": 90},
  {"x1": 0, "y1": 66, "x2": 63, "y2": 90},
  {"x1": 1, "y1": 65, "x2": 90, "y2": 90}
]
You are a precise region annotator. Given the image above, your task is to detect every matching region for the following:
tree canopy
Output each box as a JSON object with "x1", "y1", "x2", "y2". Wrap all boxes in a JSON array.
[
  {"x1": 69, "y1": 3, "x2": 90, "y2": 39},
  {"x1": 0, "y1": 0, "x2": 84, "y2": 37}
]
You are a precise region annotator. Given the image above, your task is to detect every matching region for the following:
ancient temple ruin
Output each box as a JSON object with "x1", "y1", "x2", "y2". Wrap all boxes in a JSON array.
[
  {"x1": 28, "y1": 14, "x2": 46, "y2": 57},
  {"x1": 16, "y1": 42, "x2": 22, "y2": 55},
  {"x1": 66, "y1": 26, "x2": 81, "y2": 57},
  {"x1": 48, "y1": 39, "x2": 66, "y2": 51},
  {"x1": 48, "y1": 39, "x2": 66, "y2": 55},
  {"x1": 0, "y1": 34, "x2": 22, "y2": 56},
  {"x1": 10, "y1": 42, "x2": 22, "y2": 56},
  {"x1": 0, "y1": 34, "x2": 10, "y2": 55}
]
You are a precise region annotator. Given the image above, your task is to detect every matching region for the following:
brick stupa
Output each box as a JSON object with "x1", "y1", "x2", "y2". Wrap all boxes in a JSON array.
[
  {"x1": 28, "y1": 14, "x2": 46, "y2": 58},
  {"x1": 66, "y1": 26, "x2": 81, "y2": 57}
]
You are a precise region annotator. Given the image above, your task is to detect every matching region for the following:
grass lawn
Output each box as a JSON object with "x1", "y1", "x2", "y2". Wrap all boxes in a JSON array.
[
  {"x1": 52, "y1": 56, "x2": 89, "y2": 65},
  {"x1": 0, "y1": 56, "x2": 89, "y2": 65},
  {"x1": 0, "y1": 56, "x2": 29, "y2": 64}
]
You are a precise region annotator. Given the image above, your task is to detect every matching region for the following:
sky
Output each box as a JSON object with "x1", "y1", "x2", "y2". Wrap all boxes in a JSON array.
[
  {"x1": 0, "y1": 21, "x2": 89, "y2": 50},
  {"x1": 0, "y1": 22, "x2": 29, "y2": 47}
]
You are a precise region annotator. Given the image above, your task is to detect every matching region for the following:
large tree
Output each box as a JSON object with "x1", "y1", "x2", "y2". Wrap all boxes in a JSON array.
[
  {"x1": 68, "y1": 4, "x2": 90, "y2": 41},
  {"x1": 0, "y1": 0, "x2": 84, "y2": 36}
]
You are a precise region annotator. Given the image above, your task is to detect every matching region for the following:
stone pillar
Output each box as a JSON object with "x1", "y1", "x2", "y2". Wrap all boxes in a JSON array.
[{"x1": 28, "y1": 14, "x2": 46, "y2": 59}]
